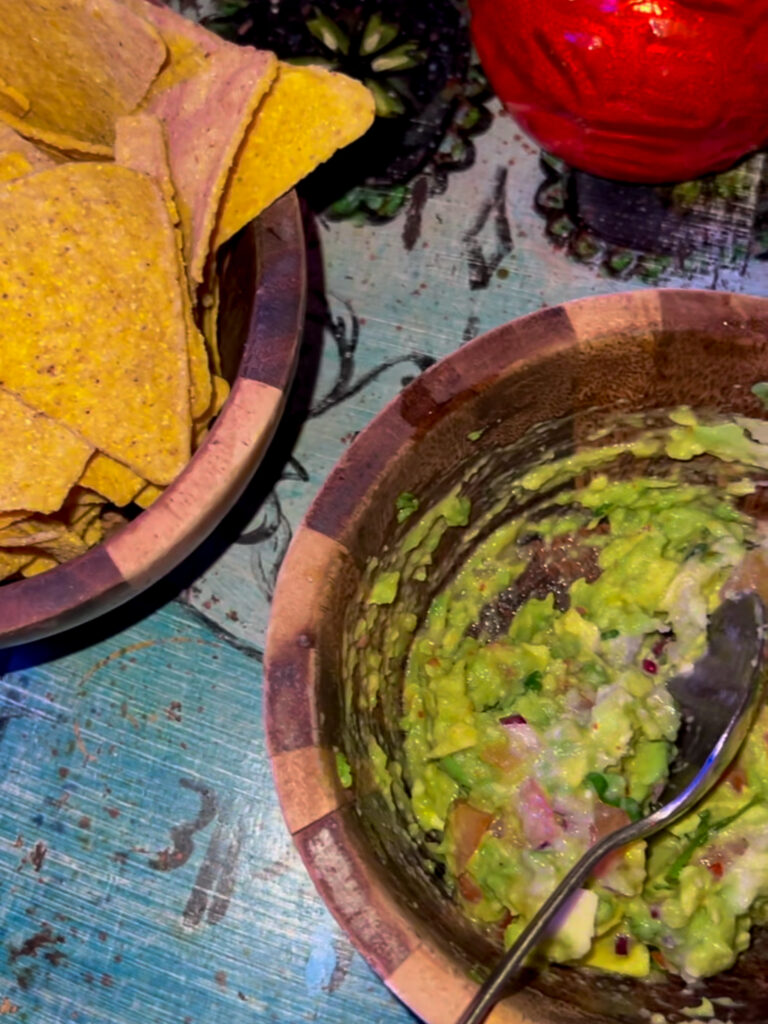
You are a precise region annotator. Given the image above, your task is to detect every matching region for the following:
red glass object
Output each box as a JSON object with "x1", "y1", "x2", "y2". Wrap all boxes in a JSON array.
[{"x1": 469, "y1": 0, "x2": 768, "y2": 182}]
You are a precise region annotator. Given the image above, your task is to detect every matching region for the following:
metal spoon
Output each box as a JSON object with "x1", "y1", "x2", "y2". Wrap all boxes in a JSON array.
[{"x1": 457, "y1": 592, "x2": 767, "y2": 1024}]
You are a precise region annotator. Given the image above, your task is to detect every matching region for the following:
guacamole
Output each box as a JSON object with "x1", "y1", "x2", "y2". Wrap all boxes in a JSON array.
[{"x1": 397, "y1": 410, "x2": 768, "y2": 982}]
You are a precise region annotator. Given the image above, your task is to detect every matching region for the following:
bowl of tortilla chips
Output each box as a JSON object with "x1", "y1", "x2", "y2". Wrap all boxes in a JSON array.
[{"x1": 0, "y1": 0, "x2": 374, "y2": 645}]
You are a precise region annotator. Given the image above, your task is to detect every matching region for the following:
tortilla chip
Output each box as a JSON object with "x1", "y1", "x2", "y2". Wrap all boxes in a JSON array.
[
  {"x1": 122, "y1": 0, "x2": 223, "y2": 93},
  {"x1": 62, "y1": 487, "x2": 106, "y2": 510},
  {"x1": 114, "y1": 111, "x2": 212, "y2": 419},
  {"x1": 0, "y1": 386, "x2": 92, "y2": 513},
  {"x1": 193, "y1": 374, "x2": 230, "y2": 449},
  {"x1": 0, "y1": 152, "x2": 33, "y2": 182},
  {"x1": 79, "y1": 453, "x2": 146, "y2": 506},
  {"x1": 144, "y1": 41, "x2": 277, "y2": 281},
  {"x1": 0, "y1": 517, "x2": 89, "y2": 562},
  {"x1": 134, "y1": 483, "x2": 163, "y2": 509},
  {"x1": 0, "y1": 0, "x2": 166, "y2": 155},
  {"x1": 0, "y1": 550, "x2": 34, "y2": 580},
  {"x1": 0, "y1": 123, "x2": 59, "y2": 171},
  {"x1": 0, "y1": 76, "x2": 29, "y2": 116},
  {"x1": 0, "y1": 162, "x2": 192, "y2": 484},
  {"x1": 184, "y1": 308, "x2": 213, "y2": 419},
  {"x1": 81, "y1": 516, "x2": 105, "y2": 547},
  {"x1": 0, "y1": 512, "x2": 31, "y2": 531},
  {"x1": 199, "y1": 268, "x2": 222, "y2": 375},
  {"x1": 213, "y1": 64, "x2": 375, "y2": 249},
  {"x1": 68, "y1": 501, "x2": 105, "y2": 545},
  {"x1": 114, "y1": 111, "x2": 177, "y2": 220},
  {"x1": 22, "y1": 555, "x2": 57, "y2": 577}
]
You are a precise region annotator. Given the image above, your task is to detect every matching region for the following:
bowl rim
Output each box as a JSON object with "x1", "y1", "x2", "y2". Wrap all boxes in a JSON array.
[
  {"x1": 0, "y1": 190, "x2": 306, "y2": 649},
  {"x1": 264, "y1": 287, "x2": 768, "y2": 1024}
]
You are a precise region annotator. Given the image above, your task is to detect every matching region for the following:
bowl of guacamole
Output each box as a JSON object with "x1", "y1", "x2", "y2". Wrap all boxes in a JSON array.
[{"x1": 266, "y1": 290, "x2": 768, "y2": 1024}]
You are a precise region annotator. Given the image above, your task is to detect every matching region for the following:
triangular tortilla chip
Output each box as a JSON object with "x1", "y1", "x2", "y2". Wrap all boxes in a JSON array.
[
  {"x1": 0, "y1": 512, "x2": 31, "y2": 531},
  {"x1": 122, "y1": 0, "x2": 223, "y2": 93},
  {"x1": 193, "y1": 374, "x2": 230, "y2": 449},
  {"x1": 143, "y1": 42, "x2": 277, "y2": 281},
  {"x1": 114, "y1": 111, "x2": 177, "y2": 220},
  {"x1": 0, "y1": 386, "x2": 92, "y2": 513},
  {"x1": 114, "y1": 112, "x2": 212, "y2": 418},
  {"x1": 0, "y1": 0, "x2": 166, "y2": 155},
  {"x1": 0, "y1": 518, "x2": 88, "y2": 562},
  {"x1": 134, "y1": 483, "x2": 163, "y2": 509},
  {"x1": 0, "y1": 152, "x2": 34, "y2": 183},
  {"x1": 79, "y1": 453, "x2": 146, "y2": 506},
  {"x1": 0, "y1": 162, "x2": 191, "y2": 484},
  {"x1": 199, "y1": 265, "x2": 222, "y2": 375},
  {"x1": 0, "y1": 123, "x2": 60, "y2": 171},
  {"x1": 213, "y1": 64, "x2": 374, "y2": 249},
  {"x1": 22, "y1": 555, "x2": 58, "y2": 577},
  {"x1": 0, "y1": 76, "x2": 29, "y2": 116},
  {"x1": 0, "y1": 550, "x2": 34, "y2": 580}
]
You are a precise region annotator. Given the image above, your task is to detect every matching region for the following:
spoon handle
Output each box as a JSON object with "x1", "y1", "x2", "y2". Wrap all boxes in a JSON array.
[{"x1": 455, "y1": 831, "x2": 632, "y2": 1024}]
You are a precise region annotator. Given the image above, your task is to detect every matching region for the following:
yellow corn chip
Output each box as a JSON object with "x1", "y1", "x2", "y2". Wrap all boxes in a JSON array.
[
  {"x1": 68, "y1": 502, "x2": 105, "y2": 545},
  {"x1": 0, "y1": 550, "x2": 34, "y2": 580},
  {"x1": 0, "y1": 518, "x2": 89, "y2": 562},
  {"x1": 114, "y1": 111, "x2": 178, "y2": 221},
  {"x1": 199, "y1": 266, "x2": 222, "y2": 375},
  {"x1": 185, "y1": 309, "x2": 213, "y2": 420},
  {"x1": 82, "y1": 516, "x2": 105, "y2": 547},
  {"x1": 213, "y1": 64, "x2": 375, "y2": 249},
  {"x1": 22, "y1": 555, "x2": 57, "y2": 577},
  {"x1": 134, "y1": 483, "x2": 163, "y2": 509},
  {"x1": 0, "y1": 152, "x2": 33, "y2": 182},
  {"x1": 0, "y1": 512, "x2": 30, "y2": 530},
  {"x1": 62, "y1": 488, "x2": 106, "y2": 511},
  {"x1": 122, "y1": 0, "x2": 223, "y2": 93},
  {"x1": 0, "y1": 0, "x2": 166, "y2": 155},
  {"x1": 79, "y1": 453, "x2": 146, "y2": 506},
  {"x1": 0, "y1": 386, "x2": 92, "y2": 514},
  {"x1": 0, "y1": 123, "x2": 60, "y2": 171},
  {"x1": 0, "y1": 76, "x2": 29, "y2": 116},
  {"x1": 193, "y1": 374, "x2": 230, "y2": 449},
  {"x1": 143, "y1": 41, "x2": 277, "y2": 282},
  {"x1": 100, "y1": 509, "x2": 129, "y2": 540},
  {"x1": 114, "y1": 111, "x2": 212, "y2": 419},
  {"x1": 0, "y1": 162, "x2": 191, "y2": 485}
]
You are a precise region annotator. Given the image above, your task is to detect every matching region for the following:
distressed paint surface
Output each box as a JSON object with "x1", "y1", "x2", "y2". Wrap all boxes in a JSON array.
[{"x1": 2, "y1": 31, "x2": 768, "y2": 1023}]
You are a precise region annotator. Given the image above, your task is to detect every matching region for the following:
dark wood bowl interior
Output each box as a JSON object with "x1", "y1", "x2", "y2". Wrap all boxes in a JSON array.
[{"x1": 266, "y1": 290, "x2": 768, "y2": 1024}]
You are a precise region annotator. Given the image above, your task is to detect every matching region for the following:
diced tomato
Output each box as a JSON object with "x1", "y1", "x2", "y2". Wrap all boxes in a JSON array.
[
  {"x1": 517, "y1": 777, "x2": 560, "y2": 849},
  {"x1": 708, "y1": 861, "x2": 725, "y2": 879},
  {"x1": 480, "y1": 740, "x2": 522, "y2": 772},
  {"x1": 458, "y1": 872, "x2": 485, "y2": 903},
  {"x1": 723, "y1": 763, "x2": 747, "y2": 793},
  {"x1": 592, "y1": 803, "x2": 631, "y2": 841},
  {"x1": 450, "y1": 801, "x2": 493, "y2": 874},
  {"x1": 593, "y1": 847, "x2": 625, "y2": 879},
  {"x1": 651, "y1": 950, "x2": 669, "y2": 971},
  {"x1": 591, "y1": 804, "x2": 631, "y2": 878}
]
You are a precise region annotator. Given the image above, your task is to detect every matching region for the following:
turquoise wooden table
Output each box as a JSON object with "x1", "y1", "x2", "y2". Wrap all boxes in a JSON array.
[{"x1": 3, "y1": 3, "x2": 768, "y2": 1021}]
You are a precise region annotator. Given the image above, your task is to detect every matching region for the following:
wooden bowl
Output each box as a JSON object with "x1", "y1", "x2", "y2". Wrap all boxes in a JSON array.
[
  {"x1": 0, "y1": 192, "x2": 305, "y2": 647},
  {"x1": 265, "y1": 289, "x2": 768, "y2": 1024}
]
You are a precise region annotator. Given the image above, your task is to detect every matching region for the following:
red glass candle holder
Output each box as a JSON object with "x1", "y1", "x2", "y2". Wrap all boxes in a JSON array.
[{"x1": 469, "y1": 0, "x2": 768, "y2": 183}]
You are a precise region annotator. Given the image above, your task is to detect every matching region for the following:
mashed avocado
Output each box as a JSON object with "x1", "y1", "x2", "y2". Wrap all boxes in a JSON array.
[{"x1": 396, "y1": 410, "x2": 768, "y2": 983}]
